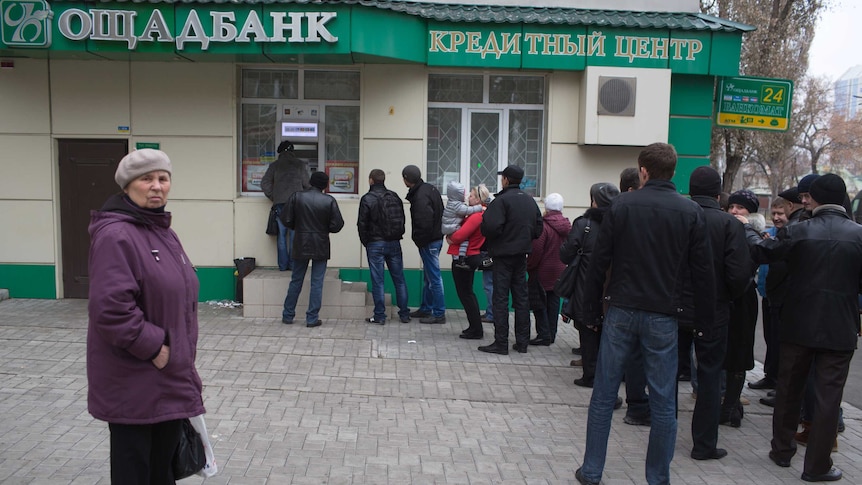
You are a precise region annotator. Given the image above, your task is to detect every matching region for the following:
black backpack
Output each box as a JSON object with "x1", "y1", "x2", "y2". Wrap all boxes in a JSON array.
[{"x1": 374, "y1": 190, "x2": 405, "y2": 240}]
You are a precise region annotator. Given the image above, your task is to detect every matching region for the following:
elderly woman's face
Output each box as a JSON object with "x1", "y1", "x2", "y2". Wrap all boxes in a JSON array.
[{"x1": 125, "y1": 170, "x2": 171, "y2": 208}]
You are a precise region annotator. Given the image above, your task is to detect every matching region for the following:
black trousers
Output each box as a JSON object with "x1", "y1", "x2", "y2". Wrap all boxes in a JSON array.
[
  {"x1": 771, "y1": 342, "x2": 853, "y2": 476},
  {"x1": 578, "y1": 325, "x2": 601, "y2": 382},
  {"x1": 109, "y1": 419, "x2": 183, "y2": 485},
  {"x1": 452, "y1": 256, "x2": 483, "y2": 336},
  {"x1": 763, "y1": 301, "x2": 782, "y2": 381},
  {"x1": 492, "y1": 254, "x2": 530, "y2": 347},
  {"x1": 691, "y1": 323, "x2": 728, "y2": 457}
]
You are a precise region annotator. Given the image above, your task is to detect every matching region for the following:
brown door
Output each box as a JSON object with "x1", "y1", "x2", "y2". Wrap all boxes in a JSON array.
[{"x1": 58, "y1": 139, "x2": 128, "y2": 298}]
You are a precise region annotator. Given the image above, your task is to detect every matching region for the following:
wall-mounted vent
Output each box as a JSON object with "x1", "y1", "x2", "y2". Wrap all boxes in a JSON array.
[{"x1": 597, "y1": 76, "x2": 636, "y2": 116}]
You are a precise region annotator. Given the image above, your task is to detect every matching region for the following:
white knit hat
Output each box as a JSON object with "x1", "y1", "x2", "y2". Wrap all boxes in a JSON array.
[
  {"x1": 115, "y1": 149, "x2": 172, "y2": 188},
  {"x1": 544, "y1": 193, "x2": 564, "y2": 212}
]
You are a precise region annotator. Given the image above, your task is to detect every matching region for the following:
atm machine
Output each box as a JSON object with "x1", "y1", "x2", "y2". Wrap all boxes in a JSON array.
[{"x1": 278, "y1": 104, "x2": 320, "y2": 172}]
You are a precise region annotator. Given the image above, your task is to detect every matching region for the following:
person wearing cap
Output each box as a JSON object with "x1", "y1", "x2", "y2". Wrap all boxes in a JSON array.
[
  {"x1": 479, "y1": 164, "x2": 544, "y2": 355},
  {"x1": 777, "y1": 186, "x2": 806, "y2": 224},
  {"x1": 87, "y1": 149, "x2": 206, "y2": 482},
  {"x1": 280, "y1": 171, "x2": 345, "y2": 327},
  {"x1": 796, "y1": 173, "x2": 821, "y2": 216},
  {"x1": 401, "y1": 165, "x2": 447, "y2": 324},
  {"x1": 575, "y1": 143, "x2": 715, "y2": 485},
  {"x1": 681, "y1": 167, "x2": 753, "y2": 461},
  {"x1": 261, "y1": 140, "x2": 311, "y2": 271},
  {"x1": 749, "y1": 173, "x2": 860, "y2": 482},
  {"x1": 526, "y1": 193, "x2": 571, "y2": 346},
  {"x1": 560, "y1": 183, "x2": 620, "y2": 388},
  {"x1": 720, "y1": 189, "x2": 762, "y2": 428}
]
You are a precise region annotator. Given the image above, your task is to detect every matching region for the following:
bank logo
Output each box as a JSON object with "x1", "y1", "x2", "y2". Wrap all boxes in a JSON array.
[{"x1": 1, "y1": 0, "x2": 53, "y2": 47}]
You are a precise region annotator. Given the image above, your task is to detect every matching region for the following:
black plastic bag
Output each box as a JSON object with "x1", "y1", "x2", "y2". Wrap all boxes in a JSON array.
[
  {"x1": 233, "y1": 258, "x2": 256, "y2": 303},
  {"x1": 172, "y1": 418, "x2": 206, "y2": 480}
]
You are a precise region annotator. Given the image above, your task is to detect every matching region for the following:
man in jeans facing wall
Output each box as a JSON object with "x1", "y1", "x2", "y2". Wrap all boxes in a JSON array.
[
  {"x1": 402, "y1": 165, "x2": 446, "y2": 324},
  {"x1": 575, "y1": 143, "x2": 715, "y2": 485}
]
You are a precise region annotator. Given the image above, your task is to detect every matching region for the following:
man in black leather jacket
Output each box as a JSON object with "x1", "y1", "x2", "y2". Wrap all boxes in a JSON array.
[
  {"x1": 575, "y1": 143, "x2": 715, "y2": 485},
  {"x1": 478, "y1": 165, "x2": 543, "y2": 355},
  {"x1": 280, "y1": 171, "x2": 344, "y2": 327},
  {"x1": 750, "y1": 174, "x2": 861, "y2": 482}
]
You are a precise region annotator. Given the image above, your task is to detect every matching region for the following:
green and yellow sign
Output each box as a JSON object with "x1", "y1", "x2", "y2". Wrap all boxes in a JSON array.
[{"x1": 716, "y1": 76, "x2": 793, "y2": 131}]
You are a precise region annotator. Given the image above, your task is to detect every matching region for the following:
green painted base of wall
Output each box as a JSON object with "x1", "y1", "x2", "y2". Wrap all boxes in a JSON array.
[
  {"x1": 197, "y1": 267, "x2": 239, "y2": 302},
  {"x1": 0, "y1": 264, "x2": 57, "y2": 299},
  {"x1": 340, "y1": 267, "x2": 488, "y2": 311}
]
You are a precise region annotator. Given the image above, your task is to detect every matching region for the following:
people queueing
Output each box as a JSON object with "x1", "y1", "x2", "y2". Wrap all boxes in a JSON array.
[
  {"x1": 527, "y1": 193, "x2": 571, "y2": 346},
  {"x1": 357, "y1": 169, "x2": 411, "y2": 325},
  {"x1": 261, "y1": 140, "x2": 310, "y2": 271},
  {"x1": 280, "y1": 171, "x2": 344, "y2": 327},
  {"x1": 747, "y1": 174, "x2": 860, "y2": 483},
  {"x1": 719, "y1": 189, "x2": 761, "y2": 428},
  {"x1": 681, "y1": 167, "x2": 752, "y2": 461},
  {"x1": 478, "y1": 165, "x2": 544, "y2": 355},
  {"x1": 574, "y1": 143, "x2": 715, "y2": 485},
  {"x1": 402, "y1": 165, "x2": 447, "y2": 324}
]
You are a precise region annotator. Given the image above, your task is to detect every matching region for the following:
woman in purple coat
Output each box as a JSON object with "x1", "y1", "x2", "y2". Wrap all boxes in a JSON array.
[{"x1": 87, "y1": 149, "x2": 205, "y2": 484}]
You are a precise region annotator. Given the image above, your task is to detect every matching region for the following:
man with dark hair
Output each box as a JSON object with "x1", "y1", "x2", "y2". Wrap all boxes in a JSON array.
[
  {"x1": 479, "y1": 165, "x2": 544, "y2": 355},
  {"x1": 684, "y1": 166, "x2": 752, "y2": 461},
  {"x1": 261, "y1": 140, "x2": 310, "y2": 271},
  {"x1": 281, "y1": 171, "x2": 344, "y2": 327},
  {"x1": 402, "y1": 165, "x2": 446, "y2": 324},
  {"x1": 575, "y1": 143, "x2": 715, "y2": 485},
  {"x1": 619, "y1": 167, "x2": 641, "y2": 192},
  {"x1": 358, "y1": 169, "x2": 411, "y2": 325},
  {"x1": 751, "y1": 174, "x2": 860, "y2": 482}
]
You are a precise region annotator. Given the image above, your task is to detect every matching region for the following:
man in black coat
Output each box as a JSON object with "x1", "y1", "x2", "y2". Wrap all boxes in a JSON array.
[
  {"x1": 281, "y1": 171, "x2": 345, "y2": 327},
  {"x1": 751, "y1": 174, "x2": 861, "y2": 482},
  {"x1": 402, "y1": 165, "x2": 446, "y2": 324},
  {"x1": 575, "y1": 143, "x2": 715, "y2": 485},
  {"x1": 479, "y1": 165, "x2": 543, "y2": 355},
  {"x1": 683, "y1": 166, "x2": 752, "y2": 461}
]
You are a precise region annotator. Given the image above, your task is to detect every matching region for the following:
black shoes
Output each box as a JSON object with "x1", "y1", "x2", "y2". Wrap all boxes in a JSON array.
[
  {"x1": 768, "y1": 451, "x2": 791, "y2": 468},
  {"x1": 478, "y1": 342, "x2": 509, "y2": 355},
  {"x1": 306, "y1": 320, "x2": 322, "y2": 327},
  {"x1": 749, "y1": 377, "x2": 777, "y2": 390},
  {"x1": 420, "y1": 315, "x2": 446, "y2": 324},
  {"x1": 481, "y1": 315, "x2": 495, "y2": 323},
  {"x1": 409, "y1": 309, "x2": 431, "y2": 318},
  {"x1": 528, "y1": 338, "x2": 552, "y2": 346},
  {"x1": 801, "y1": 467, "x2": 842, "y2": 482},
  {"x1": 453, "y1": 257, "x2": 471, "y2": 270},
  {"x1": 575, "y1": 468, "x2": 599, "y2": 485},
  {"x1": 572, "y1": 347, "x2": 582, "y2": 355},
  {"x1": 614, "y1": 396, "x2": 623, "y2": 410},
  {"x1": 459, "y1": 330, "x2": 483, "y2": 340},
  {"x1": 573, "y1": 377, "x2": 594, "y2": 388},
  {"x1": 365, "y1": 317, "x2": 385, "y2": 325},
  {"x1": 623, "y1": 414, "x2": 651, "y2": 426},
  {"x1": 400, "y1": 316, "x2": 411, "y2": 323},
  {"x1": 282, "y1": 318, "x2": 294, "y2": 324},
  {"x1": 760, "y1": 396, "x2": 776, "y2": 407},
  {"x1": 512, "y1": 343, "x2": 528, "y2": 353},
  {"x1": 691, "y1": 448, "x2": 728, "y2": 460},
  {"x1": 677, "y1": 373, "x2": 692, "y2": 382}
]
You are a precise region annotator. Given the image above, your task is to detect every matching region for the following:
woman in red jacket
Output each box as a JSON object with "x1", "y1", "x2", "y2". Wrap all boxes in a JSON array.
[{"x1": 447, "y1": 184, "x2": 490, "y2": 339}]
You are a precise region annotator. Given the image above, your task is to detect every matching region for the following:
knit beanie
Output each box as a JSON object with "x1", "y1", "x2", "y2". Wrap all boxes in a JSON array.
[
  {"x1": 728, "y1": 189, "x2": 759, "y2": 214},
  {"x1": 797, "y1": 173, "x2": 820, "y2": 194},
  {"x1": 309, "y1": 171, "x2": 329, "y2": 190},
  {"x1": 402, "y1": 165, "x2": 422, "y2": 184},
  {"x1": 115, "y1": 149, "x2": 172, "y2": 189},
  {"x1": 777, "y1": 187, "x2": 801, "y2": 204},
  {"x1": 809, "y1": 173, "x2": 846, "y2": 206},
  {"x1": 688, "y1": 166, "x2": 721, "y2": 197},
  {"x1": 590, "y1": 183, "x2": 621, "y2": 208},
  {"x1": 544, "y1": 193, "x2": 563, "y2": 211}
]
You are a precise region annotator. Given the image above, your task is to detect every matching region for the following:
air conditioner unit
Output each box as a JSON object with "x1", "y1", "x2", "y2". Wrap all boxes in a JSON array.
[{"x1": 579, "y1": 66, "x2": 670, "y2": 146}]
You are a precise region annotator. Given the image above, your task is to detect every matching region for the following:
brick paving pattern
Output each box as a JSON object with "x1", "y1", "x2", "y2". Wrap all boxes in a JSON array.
[{"x1": 0, "y1": 298, "x2": 859, "y2": 484}]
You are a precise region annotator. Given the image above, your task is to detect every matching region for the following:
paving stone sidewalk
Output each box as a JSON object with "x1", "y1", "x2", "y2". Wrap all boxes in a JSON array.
[{"x1": 0, "y1": 298, "x2": 859, "y2": 484}]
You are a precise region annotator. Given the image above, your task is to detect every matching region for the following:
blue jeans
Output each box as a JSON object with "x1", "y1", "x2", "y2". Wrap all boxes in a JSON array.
[
  {"x1": 417, "y1": 239, "x2": 445, "y2": 317},
  {"x1": 582, "y1": 306, "x2": 678, "y2": 485},
  {"x1": 483, "y1": 270, "x2": 494, "y2": 318},
  {"x1": 275, "y1": 204, "x2": 294, "y2": 272},
  {"x1": 366, "y1": 241, "x2": 410, "y2": 322},
  {"x1": 282, "y1": 258, "x2": 327, "y2": 324}
]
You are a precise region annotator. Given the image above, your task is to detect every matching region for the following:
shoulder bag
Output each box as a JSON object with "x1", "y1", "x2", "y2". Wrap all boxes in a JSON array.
[{"x1": 552, "y1": 220, "x2": 591, "y2": 298}]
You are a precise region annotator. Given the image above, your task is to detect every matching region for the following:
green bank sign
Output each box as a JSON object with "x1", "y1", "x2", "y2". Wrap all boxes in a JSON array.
[{"x1": 1, "y1": 0, "x2": 742, "y2": 75}]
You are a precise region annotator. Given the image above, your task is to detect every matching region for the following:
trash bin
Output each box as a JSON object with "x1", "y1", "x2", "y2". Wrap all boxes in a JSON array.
[{"x1": 233, "y1": 258, "x2": 256, "y2": 303}]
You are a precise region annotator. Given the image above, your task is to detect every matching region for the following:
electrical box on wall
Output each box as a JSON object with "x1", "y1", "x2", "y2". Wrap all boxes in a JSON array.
[{"x1": 579, "y1": 66, "x2": 671, "y2": 146}]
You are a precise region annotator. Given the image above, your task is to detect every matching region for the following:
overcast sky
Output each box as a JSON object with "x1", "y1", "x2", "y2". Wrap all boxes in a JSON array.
[{"x1": 808, "y1": 0, "x2": 862, "y2": 80}]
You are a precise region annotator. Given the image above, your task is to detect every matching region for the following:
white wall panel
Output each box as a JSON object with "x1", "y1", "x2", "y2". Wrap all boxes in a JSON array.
[
  {"x1": 547, "y1": 143, "x2": 640, "y2": 210},
  {"x1": 134, "y1": 137, "x2": 235, "y2": 201},
  {"x1": 362, "y1": 65, "x2": 426, "y2": 140},
  {"x1": 50, "y1": 61, "x2": 131, "y2": 135},
  {"x1": 0, "y1": 59, "x2": 49, "y2": 134},
  {"x1": 0, "y1": 135, "x2": 53, "y2": 199},
  {"x1": 0, "y1": 201, "x2": 55, "y2": 263},
  {"x1": 169, "y1": 200, "x2": 234, "y2": 267}
]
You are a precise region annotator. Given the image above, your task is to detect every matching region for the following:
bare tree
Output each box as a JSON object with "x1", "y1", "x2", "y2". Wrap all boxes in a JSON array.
[{"x1": 702, "y1": 0, "x2": 826, "y2": 193}]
